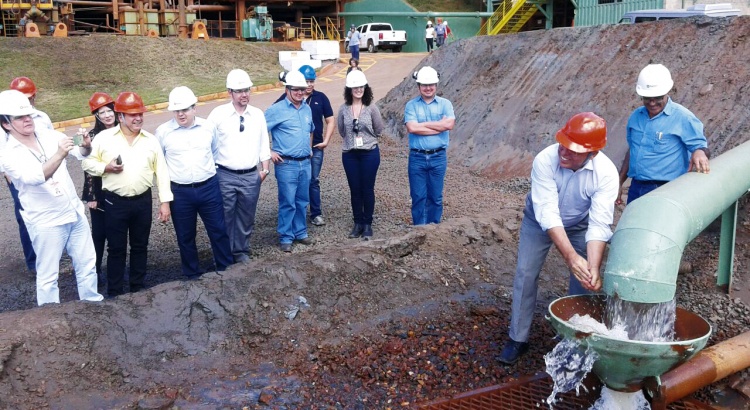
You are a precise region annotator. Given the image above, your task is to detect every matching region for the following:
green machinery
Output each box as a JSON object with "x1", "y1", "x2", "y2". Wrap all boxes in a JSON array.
[{"x1": 241, "y1": 5, "x2": 272, "y2": 41}]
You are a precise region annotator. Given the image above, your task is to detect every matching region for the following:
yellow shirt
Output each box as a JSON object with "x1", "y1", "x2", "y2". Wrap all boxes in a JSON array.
[{"x1": 82, "y1": 126, "x2": 174, "y2": 203}]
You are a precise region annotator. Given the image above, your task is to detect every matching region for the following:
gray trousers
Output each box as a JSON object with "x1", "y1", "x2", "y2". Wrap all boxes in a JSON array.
[
  {"x1": 509, "y1": 198, "x2": 591, "y2": 343},
  {"x1": 217, "y1": 168, "x2": 262, "y2": 262}
]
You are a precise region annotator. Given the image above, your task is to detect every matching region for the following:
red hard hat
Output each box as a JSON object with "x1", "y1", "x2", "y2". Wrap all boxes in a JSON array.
[
  {"x1": 114, "y1": 91, "x2": 146, "y2": 114},
  {"x1": 9, "y1": 77, "x2": 37, "y2": 98},
  {"x1": 555, "y1": 112, "x2": 607, "y2": 153},
  {"x1": 88, "y1": 92, "x2": 114, "y2": 113}
]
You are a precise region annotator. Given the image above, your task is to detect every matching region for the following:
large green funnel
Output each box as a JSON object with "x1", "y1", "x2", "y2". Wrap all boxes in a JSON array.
[{"x1": 547, "y1": 295, "x2": 711, "y2": 392}]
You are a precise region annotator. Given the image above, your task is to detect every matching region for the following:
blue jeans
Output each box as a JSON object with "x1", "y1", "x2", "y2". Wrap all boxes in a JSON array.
[
  {"x1": 350, "y1": 45, "x2": 360, "y2": 60},
  {"x1": 509, "y1": 199, "x2": 591, "y2": 343},
  {"x1": 275, "y1": 159, "x2": 311, "y2": 244},
  {"x1": 218, "y1": 168, "x2": 262, "y2": 263},
  {"x1": 408, "y1": 149, "x2": 447, "y2": 225},
  {"x1": 7, "y1": 180, "x2": 36, "y2": 271},
  {"x1": 627, "y1": 179, "x2": 668, "y2": 204},
  {"x1": 171, "y1": 176, "x2": 233, "y2": 277},
  {"x1": 309, "y1": 148, "x2": 324, "y2": 219},
  {"x1": 342, "y1": 147, "x2": 380, "y2": 224}
]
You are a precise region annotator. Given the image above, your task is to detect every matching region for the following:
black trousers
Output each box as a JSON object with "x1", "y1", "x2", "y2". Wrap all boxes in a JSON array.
[
  {"x1": 104, "y1": 190, "x2": 152, "y2": 296},
  {"x1": 90, "y1": 208, "x2": 106, "y2": 273}
]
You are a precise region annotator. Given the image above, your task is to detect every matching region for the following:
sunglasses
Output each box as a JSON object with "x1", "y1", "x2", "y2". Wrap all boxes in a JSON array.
[
  {"x1": 352, "y1": 118, "x2": 360, "y2": 134},
  {"x1": 231, "y1": 88, "x2": 251, "y2": 94},
  {"x1": 289, "y1": 88, "x2": 307, "y2": 93},
  {"x1": 239, "y1": 115, "x2": 245, "y2": 132}
]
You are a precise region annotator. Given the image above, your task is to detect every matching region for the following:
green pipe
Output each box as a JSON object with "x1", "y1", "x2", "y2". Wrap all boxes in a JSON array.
[
  {"x1": 337, "y1": 11, "x2": 495, "y2": 18},
  {"x1": 603, "y1": 141, "x2": 750, "y2": 304}
]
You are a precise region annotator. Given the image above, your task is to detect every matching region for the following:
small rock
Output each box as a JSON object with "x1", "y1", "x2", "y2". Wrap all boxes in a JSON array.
[{"x1": 258, "y1": 389, "x2": 274, "y2": 404}]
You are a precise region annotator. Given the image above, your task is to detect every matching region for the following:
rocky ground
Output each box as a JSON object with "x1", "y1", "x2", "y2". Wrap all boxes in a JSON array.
[{"x1": 1, "y1": 16, "x2": 750, "y2": 410}]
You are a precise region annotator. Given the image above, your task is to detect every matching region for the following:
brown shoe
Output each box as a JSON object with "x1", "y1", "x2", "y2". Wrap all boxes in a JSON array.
[{"x1": 295, "y1": 237, "x2": 314, "y2": 245}]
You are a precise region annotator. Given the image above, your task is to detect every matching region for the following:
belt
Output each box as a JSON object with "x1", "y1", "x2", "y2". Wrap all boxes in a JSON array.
[
  {"x1": 171, "y1": 176, "x2": 214, "y2": 188},
  {"x1": 410, "y1": 147, "x2": 445, "y2": 155},
  {"x1": 104, "y1": 188, "x2": 151, "y2": 201},
  {"x1": 217, "y1": 164, "x2": 257, "y2": 174},
  {"x1": 633, "y1": 179, "x2": 669, "y2": 186},
  {"x1": 281, "y1": 156, "x2": 309, "y2": 161}
]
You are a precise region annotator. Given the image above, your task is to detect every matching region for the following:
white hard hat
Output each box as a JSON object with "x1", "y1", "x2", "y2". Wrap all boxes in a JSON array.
[
  {"x1": 636, "y1": 64, "x2": 674, "y2": 97},
  {"x1": 226, "y1": 69, "x2": 253, "y2": 90},
  {"x1": 443, "y1": 20, "x2": 448, "y2": 25},
  {"x1": 413, "y1": 66, "x2": 440, "y2": 85},
  {"x1": 427, "y1": 20, "x2": 433, "y2": 25},
  {"x1": 0, "y1": 89, "x2": 34, "y2": 117},
  {"x1": 346, "y1": 70, "x2": 368, "y2": 88},
  {"x1": 282, "y1": 71, "x2": 308, "y2": 88},
  {"x1": 167, "y1": 86, "x2": 198, "y2": 111}
]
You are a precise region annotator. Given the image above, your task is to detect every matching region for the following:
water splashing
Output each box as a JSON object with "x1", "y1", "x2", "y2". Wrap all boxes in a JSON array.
[{"x1": 544, "y1": 338, "x2": 598, "y2": 409}]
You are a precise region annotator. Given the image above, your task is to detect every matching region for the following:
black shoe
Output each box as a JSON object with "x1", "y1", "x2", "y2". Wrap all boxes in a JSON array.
[
  {"x1": 280, "y1": 243, "x2": 292, "y2": 252},
  {"x1": 498, "y1": 340, "x2": 529, "y2": 365},
  {"x1": 349, "y1": 224, "x2": 364, "y2": 238},
  {"x1": 362, "y1": 224, "x2": 373, "y2": 239}
]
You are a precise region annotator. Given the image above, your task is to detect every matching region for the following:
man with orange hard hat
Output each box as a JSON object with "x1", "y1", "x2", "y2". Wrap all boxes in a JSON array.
[
  {"x1": 498, "y1": 112, "x2": 619, "y2": 365},
  {"x1": 82, "y1": 91, "x2": 173, "y2": 297}
]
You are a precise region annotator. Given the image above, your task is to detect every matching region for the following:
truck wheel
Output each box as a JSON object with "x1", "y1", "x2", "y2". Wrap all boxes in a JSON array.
[
  {"x1": 368, "y1": 41, "x2": 378, "y2": 53},
  {"x1": 393, "y1": 46, "x2": 402, "y2": 53}
]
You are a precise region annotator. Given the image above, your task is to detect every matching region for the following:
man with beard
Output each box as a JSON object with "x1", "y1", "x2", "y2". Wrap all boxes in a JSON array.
[
  {"x1": 207, "y1": 69, "x2": 271, "y2": 263},
  {"x1": 82, "y1": 91, "x2": 173, "y2": 297}
]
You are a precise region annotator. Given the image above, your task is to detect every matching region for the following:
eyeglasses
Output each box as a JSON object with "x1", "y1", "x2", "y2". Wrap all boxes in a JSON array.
[
  {"x1": 642, "y1": 95, "x2": 666, "y2": 103},
  {"x1": 352, "y1": 118, "x2": 360, "y2": 134},
  {"x1": 239, "y1": 115, "x2": 245, "y2": 132},
  {"x1": 10, "y1": 114, "x2": 32, "y2": 121},
  {"x1": 289, "y1": 88, "x2": 307, "y2": 93},
  {"x1": 231, "y1": 88, "x2": 251, "y2": 94}
]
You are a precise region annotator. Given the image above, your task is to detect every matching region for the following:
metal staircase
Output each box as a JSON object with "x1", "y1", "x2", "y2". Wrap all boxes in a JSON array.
[
  {"x1": 478, "y1": 0, "x2": 538, "y2": 35},
  {"x1": 2, "y1": 10, "x2": 20, "y2": 37},
  {"x1": 299, "y1": 16, "x2": 340, "y2": 41}
]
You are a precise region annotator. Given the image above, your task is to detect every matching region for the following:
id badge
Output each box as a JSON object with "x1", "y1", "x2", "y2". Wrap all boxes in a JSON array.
[
  {"x1": 355, "y1": 136, "x2": 364, "y2": 148},
  {"x1": 50, "y1": 180, "x2": 64, "y2": 197}
]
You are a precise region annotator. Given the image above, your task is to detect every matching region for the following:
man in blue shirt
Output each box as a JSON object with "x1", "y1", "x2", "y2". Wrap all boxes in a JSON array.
[
  {"x1": 347, "y1": 25, "x2": 361, "y2": 61},
  {"x1": 499, "y1": 112, "x2": 618, "y2": 365},
  {"x1": 404, "y1": 66, "x2": 455, "y2": 225},
  {"x1": 265, "y1": 71, "x2": 315, "y2": 252},
  {"x1": 618, "y1": 64, "x2": 710, "y2": 204},
  {"x1": 275, "y1": 65, "x2": 334, "y2": 227}
]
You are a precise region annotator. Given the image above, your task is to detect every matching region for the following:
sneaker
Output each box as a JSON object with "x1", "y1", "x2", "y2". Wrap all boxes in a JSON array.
[
  {"x1": 311, "y1": 216, "x2": 325, "y2": 226},
  {"x1": 295, "y1": 237, "x2": 314, "y2": 245},
  {"x1": 280, "y1": 243, "x2": 292, "y2": 252},
  {"x1": 497, "y1": 340, "x2": 529, "y2": 365}
]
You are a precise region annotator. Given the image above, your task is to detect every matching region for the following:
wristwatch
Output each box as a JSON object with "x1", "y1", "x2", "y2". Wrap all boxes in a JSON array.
[{"x1": 261, "y1": 168, "x2": 270, "y2": 175}]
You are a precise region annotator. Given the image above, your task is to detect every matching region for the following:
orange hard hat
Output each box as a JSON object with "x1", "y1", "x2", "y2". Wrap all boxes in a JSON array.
[
  {"x1": 88, "y1": 92, "x2": 114, "y2": 113},
  {"x1": 9, "y1": 77, "x2": 37, "y2": 98},
  {"x1": 555, "y1": 112, "x2": 607, "y2": 153},
  {"x1": 114, "y1": 91, "x2": 146, "y2": 114}
]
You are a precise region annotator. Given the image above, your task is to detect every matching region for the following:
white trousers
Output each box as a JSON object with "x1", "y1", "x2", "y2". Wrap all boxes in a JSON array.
[{"x1": 27, "y1": 212, "x2": 104, "y2": 305}]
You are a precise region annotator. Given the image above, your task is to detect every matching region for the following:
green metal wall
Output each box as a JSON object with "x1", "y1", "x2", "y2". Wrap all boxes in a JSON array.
[
  {"x1": 343, "y1": 0, "x2": 482, "y2": 53},
  {"x1": 575, "y1": 0, "x2": 664, "y2": 26}
]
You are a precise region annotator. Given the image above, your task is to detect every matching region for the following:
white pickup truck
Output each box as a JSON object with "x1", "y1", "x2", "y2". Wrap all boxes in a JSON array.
[{"x1": 345, "y1": 22, "x2": 407, "y2": 53}]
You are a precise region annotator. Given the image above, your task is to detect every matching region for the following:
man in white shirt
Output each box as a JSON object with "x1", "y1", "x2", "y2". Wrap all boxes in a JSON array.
[
  {"x1": 156, "y1": 86, "x2": 233, "y2": 279},
  {"x1": 207, "y1": 69, "x2": 272, "y2": 263},
  {"x1": 0, "y1": 90, "x2": 103, "y2": 305},
  {"x1": 5, "y1": 76, "x2": 53, "y2": 275},
  {"x1": 498, "y1": 112, "x2": 618, "y2": 364}
]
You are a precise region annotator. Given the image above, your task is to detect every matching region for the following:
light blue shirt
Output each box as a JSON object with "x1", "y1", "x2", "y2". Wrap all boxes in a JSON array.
[
  {"x1": 265, "y1": 98, "x2": 314, "y2": 158},
  {"x1": 349, "y1": 30, "x2": 362, "y2": 46},
  {"x1": 626, "y1": 98, "x2": 707, "y2": 182},
  {"x1": 530, "y1": 144, "x2": 619, "y2": 243},
  {"x1": 404, "y1": 95, "x2": 455, "y2": 151},
  {"x1": 155, "y1": 117, "x2": 218, "y2": 184}
]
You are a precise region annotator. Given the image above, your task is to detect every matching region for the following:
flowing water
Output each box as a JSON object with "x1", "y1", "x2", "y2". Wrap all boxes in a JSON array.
[{"x1": 545, "y1": 295, "x2": 678, "y2": 409}]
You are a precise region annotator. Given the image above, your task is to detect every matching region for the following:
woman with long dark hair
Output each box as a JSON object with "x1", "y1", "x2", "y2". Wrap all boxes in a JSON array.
[
  {"x1": 337, "y1": 70, "x2": 384, "y2": 239},
  {"x1": 81, "y1": 92, "x2": 118, "y2": 277}
]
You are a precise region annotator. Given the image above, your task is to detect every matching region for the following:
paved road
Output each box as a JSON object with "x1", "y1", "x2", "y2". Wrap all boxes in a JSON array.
[{"x1": 59, "y1": 52, "x2": 428, "y2": 135}]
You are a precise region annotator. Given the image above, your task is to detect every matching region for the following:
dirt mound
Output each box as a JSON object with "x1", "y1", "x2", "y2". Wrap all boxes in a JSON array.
[{"x1": 379, "y1": 16, "x2": 750, "y2": 178}]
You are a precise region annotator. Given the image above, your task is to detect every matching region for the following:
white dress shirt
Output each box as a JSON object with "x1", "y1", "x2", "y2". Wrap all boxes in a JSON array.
[
  {"x1": 207, "y1": 102, "x2": 271, "y2": 170},
  {"x1": 530, "y1": 143, "x2": 618, "y2": 243},
  {"x1": 155, "y1": 117, "x2": 218, "y2": 184},
  {"x1": 32, "y1": 109, "x2": 54, "y2": 131},
  {"x1": 0, "y1": 129, "x2": 86, "y2": 228}
]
